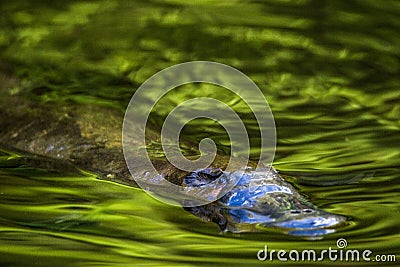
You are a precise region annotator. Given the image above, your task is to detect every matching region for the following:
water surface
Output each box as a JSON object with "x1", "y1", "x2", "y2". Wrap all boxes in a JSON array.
[{"x1": 0, "y1": 0, "x2": 399, "y2": 266}]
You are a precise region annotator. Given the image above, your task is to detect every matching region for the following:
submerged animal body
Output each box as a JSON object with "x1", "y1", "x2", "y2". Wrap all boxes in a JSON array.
[{"x1": 0, "y1": 75, "x2": 345, "y2": 236}]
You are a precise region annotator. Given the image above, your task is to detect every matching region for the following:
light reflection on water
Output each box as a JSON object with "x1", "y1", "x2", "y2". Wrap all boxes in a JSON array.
[
  {"x1": 0, "y1": 0, "x2": 399, "y2": 266},
  {"x1": 0, "y1": 157, "x2": 398, "y2": 266}
]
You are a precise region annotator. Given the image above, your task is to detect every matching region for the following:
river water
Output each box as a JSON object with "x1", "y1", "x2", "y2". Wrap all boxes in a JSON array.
[{"x1": 0, "y1": 1, "x2": 399, "y2": 266}]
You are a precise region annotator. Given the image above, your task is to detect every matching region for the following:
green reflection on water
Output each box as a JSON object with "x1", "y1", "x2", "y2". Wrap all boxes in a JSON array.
[{"x1": 0, "y1": 0, "x2": 399, "y2": 266}]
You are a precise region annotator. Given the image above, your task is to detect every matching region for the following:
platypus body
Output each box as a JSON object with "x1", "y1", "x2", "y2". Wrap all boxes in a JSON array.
[{"x1": 0, "y1": 74, "x2": 345, "y2": 236}]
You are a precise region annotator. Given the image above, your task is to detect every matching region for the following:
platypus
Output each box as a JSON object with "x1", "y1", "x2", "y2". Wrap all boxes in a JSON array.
[{"x1": 0, "y1": 73, "x2": 345, "y2": 236}]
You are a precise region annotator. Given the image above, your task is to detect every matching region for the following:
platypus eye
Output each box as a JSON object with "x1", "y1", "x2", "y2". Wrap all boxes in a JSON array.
[{"x1": 184, "y1": 168, "x2": 224, "y2": 187}]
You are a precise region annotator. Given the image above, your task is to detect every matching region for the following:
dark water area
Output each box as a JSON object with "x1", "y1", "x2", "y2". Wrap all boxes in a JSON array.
[{"x1": 0, "y1": 0, "x2": 399, "y2": 266}]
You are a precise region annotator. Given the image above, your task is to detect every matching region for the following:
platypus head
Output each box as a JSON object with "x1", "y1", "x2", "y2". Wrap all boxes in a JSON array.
[{"x1": 184, "y1": 167, "x2": 346, "y2": 237}]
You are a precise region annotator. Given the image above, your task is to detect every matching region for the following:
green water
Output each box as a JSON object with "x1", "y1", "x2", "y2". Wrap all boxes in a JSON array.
[{"x1": 0, "y1": 0, "x2": 399, "y2": 266}]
